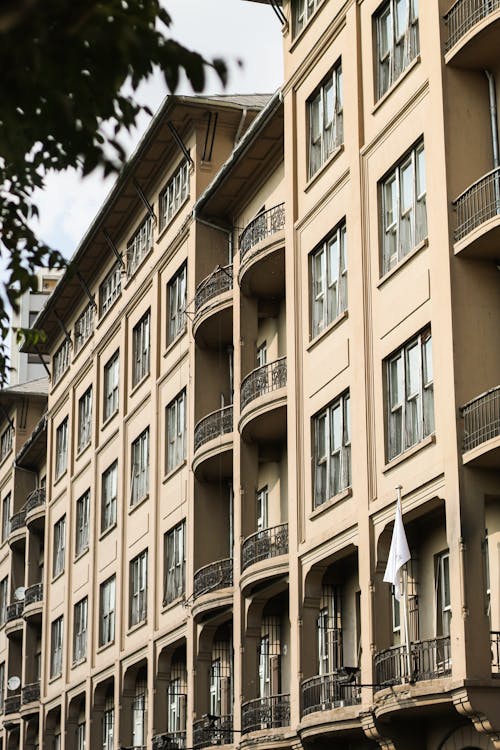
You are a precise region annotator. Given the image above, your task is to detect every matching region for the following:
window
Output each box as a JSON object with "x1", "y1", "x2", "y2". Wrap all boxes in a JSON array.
[
  {"x1": 376, "y1": 0, "x2": 419, "y2": 100},
  {"x1": 130, "y1": 550, "x2": 148, "y2": 627},
  {"x1": 381, "y1": 141, "x2": 426, "y2": 274},
  {"x1": 103, "y1": 352, "x2": 119, "y2": 421},
  {"x1": 1, "y1": 493, "x2": 11, "y2": 543},
  {"x1": 317, "y1": 585, "x2": 342, "y2": 675},
  {"x1": 259, "y1": 617, "x2": 280, "y2": 699},
  {"x1": 166, "y1": 390, "x2": 186, "y2": 473},
  {"x1": 53, "y1": 516, "x2": 66, "y2": 577},
  {"x1": 100, "y1": 262, "x2": 122, "y2": 316},
  {"x1": 78, "y1": 387, "x2": 93, "y2": 452},
  {"x1": 132, "y1": 670, "x2": 148, "y2": 747},
  {"x1": 0, "y1": 577, "x2": 7, "y2": 626},
  {"x1": 0, "y1": 663, "x2": 4, "y2": 713},
  {"x1": 74, "y1": 303, "x2": 94, "y2": 353},
  {"x1": 75, "y1": 490, "x2": 90, "y2": 556},
  {"x1": 168, "y1": 263, "x2": 187, "y2": 343},
  {"x1": 77, "y1": 722, "x2": 86, "y2": 750},
  {"x1": 55, "y1": 417, "x2": 68, "y2": 478},
  {"x1": 164, "y1": 521, "x2": 185, "y2": 605},
  {"x1": 167, "y1": 656, "x2": 187, "y2": 734},
  {"x1": 436, "y1": 551, "x2": 451, "y2": 637},
  {"x1": 73, "y1": 597, "x2": 88, "y2": 663},
  {"x1": 101, "y1": 461, "x2": 118, "y2": 532},
  {"x1": 132, "y1": 310, "x2": 150, "y2": 386},
  {"x1": 127, "y1": 215, "x2": 153, "y2": 277},
  {"x1": 53, "y1": 339, "x2": 71, "y2": 384},
  {"x1": 311, "y1": 220, "x2": 347, "y2": 338},
  {"x1": 103, "y1": 691, "x2": 114, "y2": 750},
  {"x1": 99, "y1": 576, "x2": 116, "y2": 646},
  {"x1": 386, "y1": 328, "x2": 434, "y2": 461},
  {"x1": 292, "y1": 0, "x2": 323, "y2": 36},
  {"x1": 257, "y1": 487, "x2": 268, "y2": 531},
  {"x1": 159, "y1": 160, "x2": 190, "y2": 231},
  {"x1": 314, "y1": 392, "x2": 351, "y2": 507},
  {"x1": 0, "y1": 425, "x2": 13, "y2": 461},
  {"x1": 256, "y1": 341, "x2": 267, "y2": 368},
  {"x1": 50, "y1": 616, "x2": 64, "y2": 678},
  {"x1": 308, "y1": 62, "x2": 343, "y2": 178},
  {"x1": 131, "y1": 429, "x2": 149, "y2": 505}
]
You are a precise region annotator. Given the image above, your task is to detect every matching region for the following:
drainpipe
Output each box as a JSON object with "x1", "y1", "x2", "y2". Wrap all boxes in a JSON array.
[{"x1": 485, "y1": 70, "x2": 500, "y2": 213}]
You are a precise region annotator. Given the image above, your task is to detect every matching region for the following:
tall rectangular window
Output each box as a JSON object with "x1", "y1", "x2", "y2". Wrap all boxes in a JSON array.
[
  {"x1": 386, "y1": 328, "x2": 434, "y2": 461},
  {"x1": 0, "y1": 425, "x2": 13, "y2": 461},
  {"x1": 53, "y1": 339, "x2": 71, "y2": 385},
  {"x1": 376, "y1": 0, "x2": 419, "y2": 100},
  {"x1": 77, "y1": 722, "x2": 86, "y2": 750},
  {"x1": 55, "y1": 417, "x2": 68, "y2": 478},
  {"x1": 308, "y1": 62, "x2": 343, "y2": 178},
  {"x1": 130, "y1": 550, "x2": 148, "y2": 627},
  {"x1": 103, "y1": 693, "x2": 114, "y2": 750},
  {"x1": 164, "y1": 521, "x2": 185, "y2": 605},
  {"x1": 73, "y1": 597, "x2": 88, "y2": 663},
  {"x1": 0, "y1": 577, "x2": 7, "y2": 626},
  {"x1": 314, "y1": 392, "x2": 351, "y2": 508},
  {"x1": 101, "y1": 461, "x2": 118, "y2": 532},
  {"x1": 103, "y1": 351, "x2": 119, "y2": 421},
  {"x1": 78, "y1": 387, "x2": 93, "y2": 452},
  {"x1": 100, "y1": 262, "x2": 122, "y2": 316},
  {"x1": 132, "y1": 310, "x2": 151, "y2": 386},
  {"x1": 381, "y1": 141, "x2": 426, "y2": 274},
  {"x1": 1, "y1": 493, "x2": 11, "y2": 543},
  {"x1": 292, "y1": 0, "x2": 323, "y2": 36},
  {"x1": 0, "y1": 663, "x2": 4, "y2": 712},
  {"x1": 74, "y1": 303, "x2": 94, "y2": 353},
  {"x1": 131, "y1": 429, "x2": 149, "y2": 505},
  {"x1": 159, "y1": 160, "x2": 190, "y2": 231},
  {"x1": 99, "y1": 576, "x2": 116, "y2": 646},
  {"x1": 127, "y1": 215, "x2": 153, "y2": 277},
  {"x1": 311, "y1": 220, "x2": 347, "y2": 338},
  {"x1": 168, "y1": 263, "x2": 187, "y2": 343},
  {"x1": 50, "y1": 616, "x2": 64, "y2": 678},
  {"x1": 436, "y1": 551, "x2": 451, "y2": 637},
  {"x1": 53, "y1": 515, "x2": 66, "y2": 577},
  {"x1": 166, "y1": 390, "x2": 186, "y2": 473},
  {"x1": 75, "y1": 490, "x2": 90, "y2": 557}
]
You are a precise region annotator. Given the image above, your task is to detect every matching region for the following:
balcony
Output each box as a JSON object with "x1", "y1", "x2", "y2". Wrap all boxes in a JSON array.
[
  {"x1": 492, "y1": 631, "x2": 500, "y2": 674},
  {"x1": 461, "y1": 386, "x2": 500, "y2": 466},
  {"x1": 193, "y1": 265, "x2": 233, "y2": 347},
  {"x1": 453, "y1": 168, "x2": 500, "y2": 257},
  {"x1": 374, "y1": 636, "x2": 451, "y2": 689},
  {"x1": 193, "y1": 558, "x2": 233, "y2": 600},
  {"x1": 193, "y1": 406, "x2": 233, "y2": 480},
  {"x1": 152, "y1": 732, "x2": 186, "y2": 750},
  {"x1": 25, "y1": 487, "x2": 46, "y2": 529},
  {"x1": 239, "y1": 204, "x2": 285, "y2": 297},
  {"x1": 239, "y1": 358, "x2": 287, "y2": 442},
  {"x1": 22, "y1": 682, "x2": 40, "y2": 705},
  {"x1": 242, "y1": 524, "x2": 288, "y2": 572},
  {"x1": 6, "y1": 601, "x2": 24, "y2": 633},
  {"x1": 193, "y1": 715, "x2": 233, "y2": 749},
  {"x1": 241, "y1": 695, "x2": 290, "y2": 734},
  {"x1": 301, "y1": 670, "x2": 361, "y2": 716},
  {"x1": 24, "y1": 583, "x2": 43, "y2": 621},
  {"x1": 8, "y1": 509, "x2": 26, "y2": 548},
  {"x1": 444, "y1": 0, "x2": 500, "y2": 67},
  {"x1": 4, "y1": 694, "x2": 21, "y2": 715}
]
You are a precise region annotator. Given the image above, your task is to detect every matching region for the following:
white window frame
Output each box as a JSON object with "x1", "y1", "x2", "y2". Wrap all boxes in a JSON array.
[
  {"x1": 164, "y1": 521, "x2": 186, "y2": 605},
  {"x1": 132, "y1": 674, "x2": 147, "y2": 746},
  {"x1": 131, "y1": 428, "x2": 149, "y2": 506},
  {"x1": 77, "y1": 722, "x2": 86, "y2": 750},
  {"x1": 127, "y1": 215, "x2": 154, "y2": 277},
  {"x1": 103, "y1": 351, "x2": 119, "y2": 421},
  {"x1": 75, "y1": 490, "x2": 90, "y2": 557},
  {"x1": 77, "y1": 387, "x2": 93, "y2": 452},
  {"x1": 0, "y1": 663, "x2": 4, "y2": 713},
  {"x1": 436, "y1": 551, "x2": 451, "y2": 638},
  {"x1": 132, "y1": 310, "x2": 151, "y2": 386},
  {"x1": 292, "y1": 0, "x2": 324, "y2": 36},
  {"x1": 308, "y1": 62, "x2": 343, "y2": 178},
  {"x1": 130, "y1": 549, "x2": 148, "y2": 627},
  {"x1": 0, "y1": 425, "x2": 13, "y2": 462},
  {"x1": 102, "y1": 696, "x2": 114, "y2": 750},
  {"x1": 53, "y1": 339, "x2": 71, "y2": 384},
  {"x1": 53, "y1": 515, "x2": 66, "y2": 578},
  {"x1": 314, "y1": 392, "x2": 351, "y2": 508},
  {"x1": 55, "y1": 417, "x2": 68, "y2": 479},
  {"x1": 100, "y1": 576, "x2": 116, "y2": 646},
  {"x1": 168, "y1": 263, "x2": 187, "y2": 343},
  {"x1": 73, "y1": 597, "x2": 88, "y2": 663},
  {"x1": 311, "y1": 220, "x2": 347, "y2": 338},
  {"x1": 1, "y1": 493, "x2": 11, "y2": 543},
  {"x1": 99, "y1": 262, "x2": 122, "y2": 316},
  {"x1": 159, "y1": 160, "x2": 190, "y2": 231},
  {"x1": 166, "y1": 390, "x2": 186, "y2": 473},
  {"x1": 376, "y1": 0, "x2": 419, "y2": 100},
  {"x1": 0, "y1": 578, "x2": 7, "y2": 626},
  {"x1": 74, "y1": 303, "x2": 94, "y2": 354},
  {"x1": 50, "y1": 616, "x2": 64, "y2": 678},
  {"x1": 101, "y1": 461, "x2": 118, "y2": 532}
]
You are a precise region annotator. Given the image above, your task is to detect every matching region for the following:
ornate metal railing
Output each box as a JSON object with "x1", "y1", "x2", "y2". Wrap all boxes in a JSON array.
[
  {"x1": 25, "y1": 487, "x2": 46, "y2": 514},
  {"x1": 152, "y1": 731, "x2": 186, "y2": 750},
  {"x1": 445, "y1": 0, "x2": 500, "y2": 52},
  {"x1": 194, "y1": 265, "x2": 233, "y2": 315},
  {"x1": 194, "y1": 406, "x2": 233, "y2": 453},
  {"x1": 241, "y1": 694, "x2": 290, "y2": 734},
  {"x1": 374, "y1": 636, "x2": 451, "y2": 688},
  {"x1": 453, "y1": 167, "x2": 500, "y2": 241},
  {"x1": 239, "y1": 203, "x2": 285, "y2": 260},
  {"x1": 24, "y1": 582, "x2": 43, "y2": 607},
  {"x1": 193, "y1": 715, "x2": 233, "y2": 748},
  {"x1": 9, "y1": 509, "x2": 26, "y2": 533},
  {"x1": 4, "y1": 694, "x2": 21, "y2": 714},
  {"x1": 301, "y1": 670, "x2": 361, "y2": 715},
  {"x1": 6, "y1": 601, "x2": 24, "y2": 622},
  {"x1": 242, "y1": 523, "x2": 288, "y2": 571},
  {"x1": 120, "y1": 746, "x2": 146, "y2": 750},
  {"x1": 241, "y1": 357, "x2": 287, "y2": 411},
  {"x1": 22, "y1": 682, "x2": 40, "y2": 704},
  {"x1": 461, "y1": 386, "x2": 500, "y2": 452},
  {"x1": 491, "y1": 631, "x2": 500, "y2": 674},
  {"x1": 193, "y1": 558, "x2": 233, "y2": 599}
]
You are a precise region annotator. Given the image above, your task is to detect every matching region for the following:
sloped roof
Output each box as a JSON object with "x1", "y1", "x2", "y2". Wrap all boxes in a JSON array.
[{"x1": 0, "y1": 377, "x2": 49, "y2": 400}]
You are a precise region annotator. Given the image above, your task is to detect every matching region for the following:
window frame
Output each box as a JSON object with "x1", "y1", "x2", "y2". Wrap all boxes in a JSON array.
[
  {"x1": 292, "y1": 0, "x2": 324, "y2": 37},
  {"x1": 53, "y1": 339, "x2": 71, "y2": 384},
  {"x1": 103, "y1": 351, "x2": 120, "y2": 421},
  {"x1": 53, "y1": 515, "x2": 66, "y2": 578},
  {"x1": 0, "y1": 425, "x2": 13, "y2": 462},
  {"x1": 74, "y1": 303, "x2": 95, "y2": 354},
  {"x1": 166, "y1": 390, "x2": 187, "y2": 473},
  {"x1": 375, "y1": 0, "x2": 420, "y2": 101},
  {"x1": 129, "y1": 549, "x2": 148, "y2": 627},
  {"x1": 167, "y1": 263, "x2": 187, "y2": 344},
  {"x1": 310, "y1": 219, "x2": 348, "y2": 338},
  {"x1": 131, "y1": 428, "x2": 149, "y2": 506},
  {"x1": 132, "y1": 310, "x2": 151, "y2": 387},
  {"x1": 75, "y1": 490, "x2": 90, "y2": 557},
  {"x1": 55, "y1": 417, "x2": 69, "y2": 479},
  {"x1": 308, "y1": 61, "x2": 343, "y2": 179},
  {"x1": 164, "y1": 521, "x2": 186, "y2": 605},
  {"x1": 0, "y1": 577, "x2": 8, "y2": 626},
  {"x1": 101, "y1": 460, "x2": 118, "y2": 533},
  {"x1": 99, "y1": 262, "x2": 122, "y2": 316},
  {"x1": 77, "y1": 387, "x2": 93, "y2": 452},
  {"x1": 127, "y1": 215, "x2": 154, "y2": 278},
  {"x1": 313, "y1": 391, "x2": 351, "y2": 508},
  {"x1": 159, "y1": 159, "x2": 190, "y2": 231},
  {"x1": 99, "y1": 575, "x2": 116, "y2": 647},
  {"x1": 1, "y1": 493, "x2": 11, "y2": 543},
  {"x1": 50, "y1": 616, "x2": 64, "y2": 678},
  {"x1": 73, "y1": 597, "x2": 88, "y2": 664}
]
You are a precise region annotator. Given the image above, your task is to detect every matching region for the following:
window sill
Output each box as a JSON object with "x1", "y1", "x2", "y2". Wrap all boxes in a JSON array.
[
  {"x1": 310, "y1": 486, "x2": 352, "y2": 520},
  {"x1": 97, "y1": 640, "x2": 114, "y2": 654},
  {"x1": 128, "y1": 618, "x2": 147, "y2": 635},
  {"x1": 305, "y1": 144, "x2": 344, "y2": 194},
  {"x1": 307, "y1": 310, "x2": 348, "y2": 352},
  {"x1": 163, "y1": 459, "x2": 187, "y2": 484},
  {"x1": 53, "y1": 469, "x2": 67, "y2": 488},
  {"x1": 377, "y1": 238, "x2": 428, "y2": 289},
  {"x1": 76, "y1": 440, "x2": 91, "y2": 460},
  {"x1": 49, "y1": 673, "x2": 62, "y2": 684},
  {"x1": 162, "y1": 594, "x2": 185, "y2": 612},
  {"x1": 74, "y1": 546, "x2": 89, "y2": 563},
  {"x1": 101, "y1": 410, "x2": 119, "y2": 431},
  {"x1": 383, "y1": 433, "x2": 436, "y2": 473},
  {"x1": 99, "y1": 522, "x2": 117, "y2": 542},
  {"x1": 165, "y1": 327, "x2": 187, "y2": 357},
  {"x1": 0, "y1": 450, "x2": 12, "y2": 470},
  {"x1": 71, "y1": 657, "x2": 87, "y2": 669},
  {"x1": 129, "y1": 493, "x2": 149, "y2": 514},
  {"x1": 372, "y1": 55, "x2": 421, "y2": 114},
  {"x1": 124, "y1": 247, "x2": 154, "y2": 288},
  {"x1": 130, "y1": 372, "x2": 151, "y2": 397}
]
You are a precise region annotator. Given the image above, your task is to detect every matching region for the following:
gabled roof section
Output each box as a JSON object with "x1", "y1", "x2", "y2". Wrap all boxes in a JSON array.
[{"x1": 0, "y1": 377, "x2": 49, "y2": 405}]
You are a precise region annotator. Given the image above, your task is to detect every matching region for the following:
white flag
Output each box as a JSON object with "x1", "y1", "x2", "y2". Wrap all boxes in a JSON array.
[{"x1": 383, "y1": 496, "x2": 410, "y2": 601}]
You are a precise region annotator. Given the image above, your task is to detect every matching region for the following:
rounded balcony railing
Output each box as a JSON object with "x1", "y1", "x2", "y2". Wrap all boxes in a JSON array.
[
  {"x1": 24, "y1": 582, "x2": 43, "y2": 607},
  {"x1": 193, "y1": 558, "x2": 233, "y2": 599},
  {"x1": 25, "y1": 487, "x2": 46, "y2": 514},
  {"x1": 152, "y1": 731, "x2": 186, "y2": 750},
  {"x1": 445, "y1": 0, "x2": 500, "y2": 52},
  {"x1": 241, "y1": 523, "x2": 288, "y2": 571},
  {"x1": 194, "y1": 265, "x2": 233, "y2": 317},
  {"x1": 193, "y1": 715, "x2": 233, "y2": 749},
  {"x1": 461, "y1": 386, "x2": 500, "y2": 452},
  {"x1": 4, "y1": 694, "x2": 21, "y2": 714},
  {"x1": 6, "y1": 600, "x2": 24, "y2": 622},
  {"x1": 239, "y1": 203, "x2": 285, "y2": 261},
  {"x1": 374, "y1": 636, "x2": 451, "y2": 688},
  {"x1": 241, "y1": 694, "x2": 290, "y2": 734},
  {"x1": 22, "y1": 682, "x2": 40, "y2": 704},
  {"x1": 454, "y1": 167, "x2": 500, "y2": 242},
  {"x1": 301, "y1": 670, "x2": 361, "y2": 716},
  {"x1": 194, "y1": 406, "x2": 233, "y2": 453},
  {"x1": 240, "y1": 357, "x2": 287, "y2": 412},
  {"x1": 9, "y1": 509, "x2": 26, "y2": 534}
]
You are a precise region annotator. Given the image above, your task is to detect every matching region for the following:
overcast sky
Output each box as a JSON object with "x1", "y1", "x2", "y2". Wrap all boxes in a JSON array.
[{"x1": 34, "y1": 0, "x2": 284, "y2": 257}]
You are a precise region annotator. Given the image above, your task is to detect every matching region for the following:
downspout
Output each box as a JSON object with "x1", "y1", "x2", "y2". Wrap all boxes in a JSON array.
[{"x1": 485, "y1": 70, "x2": 500, "y2": 214}]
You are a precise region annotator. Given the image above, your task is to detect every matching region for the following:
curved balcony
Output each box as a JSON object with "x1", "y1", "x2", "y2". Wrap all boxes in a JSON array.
[
  {"x1": 301, "y1": 670, "x2": 360, "y2": 717},
  {"x1": 23, "y1": 583, "x2": 43, "y2": 621},
  {"x1": 25, "y1": 487, "x2": 46, "y2": 530},
  {"x1": 193, "y1": 715, "x2": 233, "y2": 749},
  {"x1": 239, "y1": 358, "x2": 287, "y2": 442},
  {"x1": 22, "y1": 682, "x2": 40, "y2": 705},
  {"x1": 241, "y1": 694, "x2": 290, "y2": 735},
  {"x1": 193, "y1": 265, "x2": 233, "y2": 347},
  {"x1": 453, "y1": 168, "x2": 500, "y2": 257},
  {"x1": 8, "y1": 509, "x2": 26, "y2": 548},
  {"x1": 4, "y1": 694, "x2": 21, "y2": 715},
  {"x1": 238, "y1": 204, "x2": 285, "y2": 297},
  {"x1": 461, "y1": 386, "x2": 500, "y2": 467},
  {"x1": 192, "y1": 406, "x2": 233, "y2": 480},
  {"x1": 193, "y1": 558, "x2": 233, "y2": 600},
  {"x1": 374, "y1": 636, "x2": 451, "y2": 690},
  {"x1": 152, "y1": 731, "x2": 186, "y2": 750},
  {"x1": 444, "y1": 0, "x2": 500, "y2": 67},
  {"x1": 242, "y1": 523, "x2": 288, "y2": 572},
  {"x1": 5, "y1": 601, "x2": 24, "y2": 636}
]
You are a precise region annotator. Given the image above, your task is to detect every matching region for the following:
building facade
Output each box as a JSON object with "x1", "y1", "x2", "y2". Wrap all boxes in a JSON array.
[{"x1": 0, "y1": 1, "x2": 499, "y2": 748}]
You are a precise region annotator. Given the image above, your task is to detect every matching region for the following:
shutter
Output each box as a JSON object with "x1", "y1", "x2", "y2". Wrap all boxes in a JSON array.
[{"x1": 270, "y1": 655, "x2": 280, "y2": 696}]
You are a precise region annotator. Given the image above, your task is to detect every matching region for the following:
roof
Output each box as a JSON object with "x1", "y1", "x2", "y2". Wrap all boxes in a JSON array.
[
  {"x1": 0, "y1": 377, "x2": 49, "y2": 403},
  {"x1": 15, "y1": 413, "x2": 47, "y2": 470}
]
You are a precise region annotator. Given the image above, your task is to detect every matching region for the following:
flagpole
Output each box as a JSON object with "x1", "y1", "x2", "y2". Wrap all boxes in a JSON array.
[{"x1": 396, "y1": 485, "x2": 412, "y2": 682}]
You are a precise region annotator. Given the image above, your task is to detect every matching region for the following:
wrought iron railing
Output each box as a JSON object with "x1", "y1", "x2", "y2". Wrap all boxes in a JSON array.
[
  {"x1": 242, "y1": 523, "x2": 288, "y2": 571},
  {"x1": 461, "y1": 386, "x2": 500, "y2": 452},
  {"x1": 491, "y1": 631, "x2": 500, "y2": 674},
  {"x1": 22, "y1": 682, "x2": 40, "y2": 704},
  {"x1": 301, "y1": 670, "x2": 361, "y2": 715},
  {"x1": 239, "y1": 203, "x2": 285, "y2": 260},
  {"x1": 24, "y1": 582, "x2": 43, "y2": 607},
  {"x1": 9, "y1": 509, "x2": 26, "y2": 533},
  {"x1": 241, "y1": 694, "x2": 290, "y2": 734},
  {"x1": 194, "y1": 406, "x2": 233, "y2": 453},
  {"x1": 194, "y1": 265, "x2": 233, "y2": 315},
  {"x1": 26, "y1": 487, "x2": 46, "y2": 514},
  {"x1": 241, "y1": 357, "x2": 287, "y2": 411},
  {"x1": 152, "y1": 731, "x2": 186, "y2": 750},
  {"x1": 445, "y1": 0, "x2": 500, "y2": 52},
  {"x1": 4, "y1": 694, "x2": 21, "y2": 714},
  {"x1": 193, "y1": 558, "x2": 233, "y2": 599},
  {"x1": 6, "y1": 601, "x2": 24, "y2": 622},
  {"x1": 193, "y1": 714, "x2": 233, "y2": 748},
  {"x1": 453, "y1": 167, "x2": 500, "y2": 241},
  {"x1": 374, "y1": 636, "x2": 451, "y2": 688}
]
